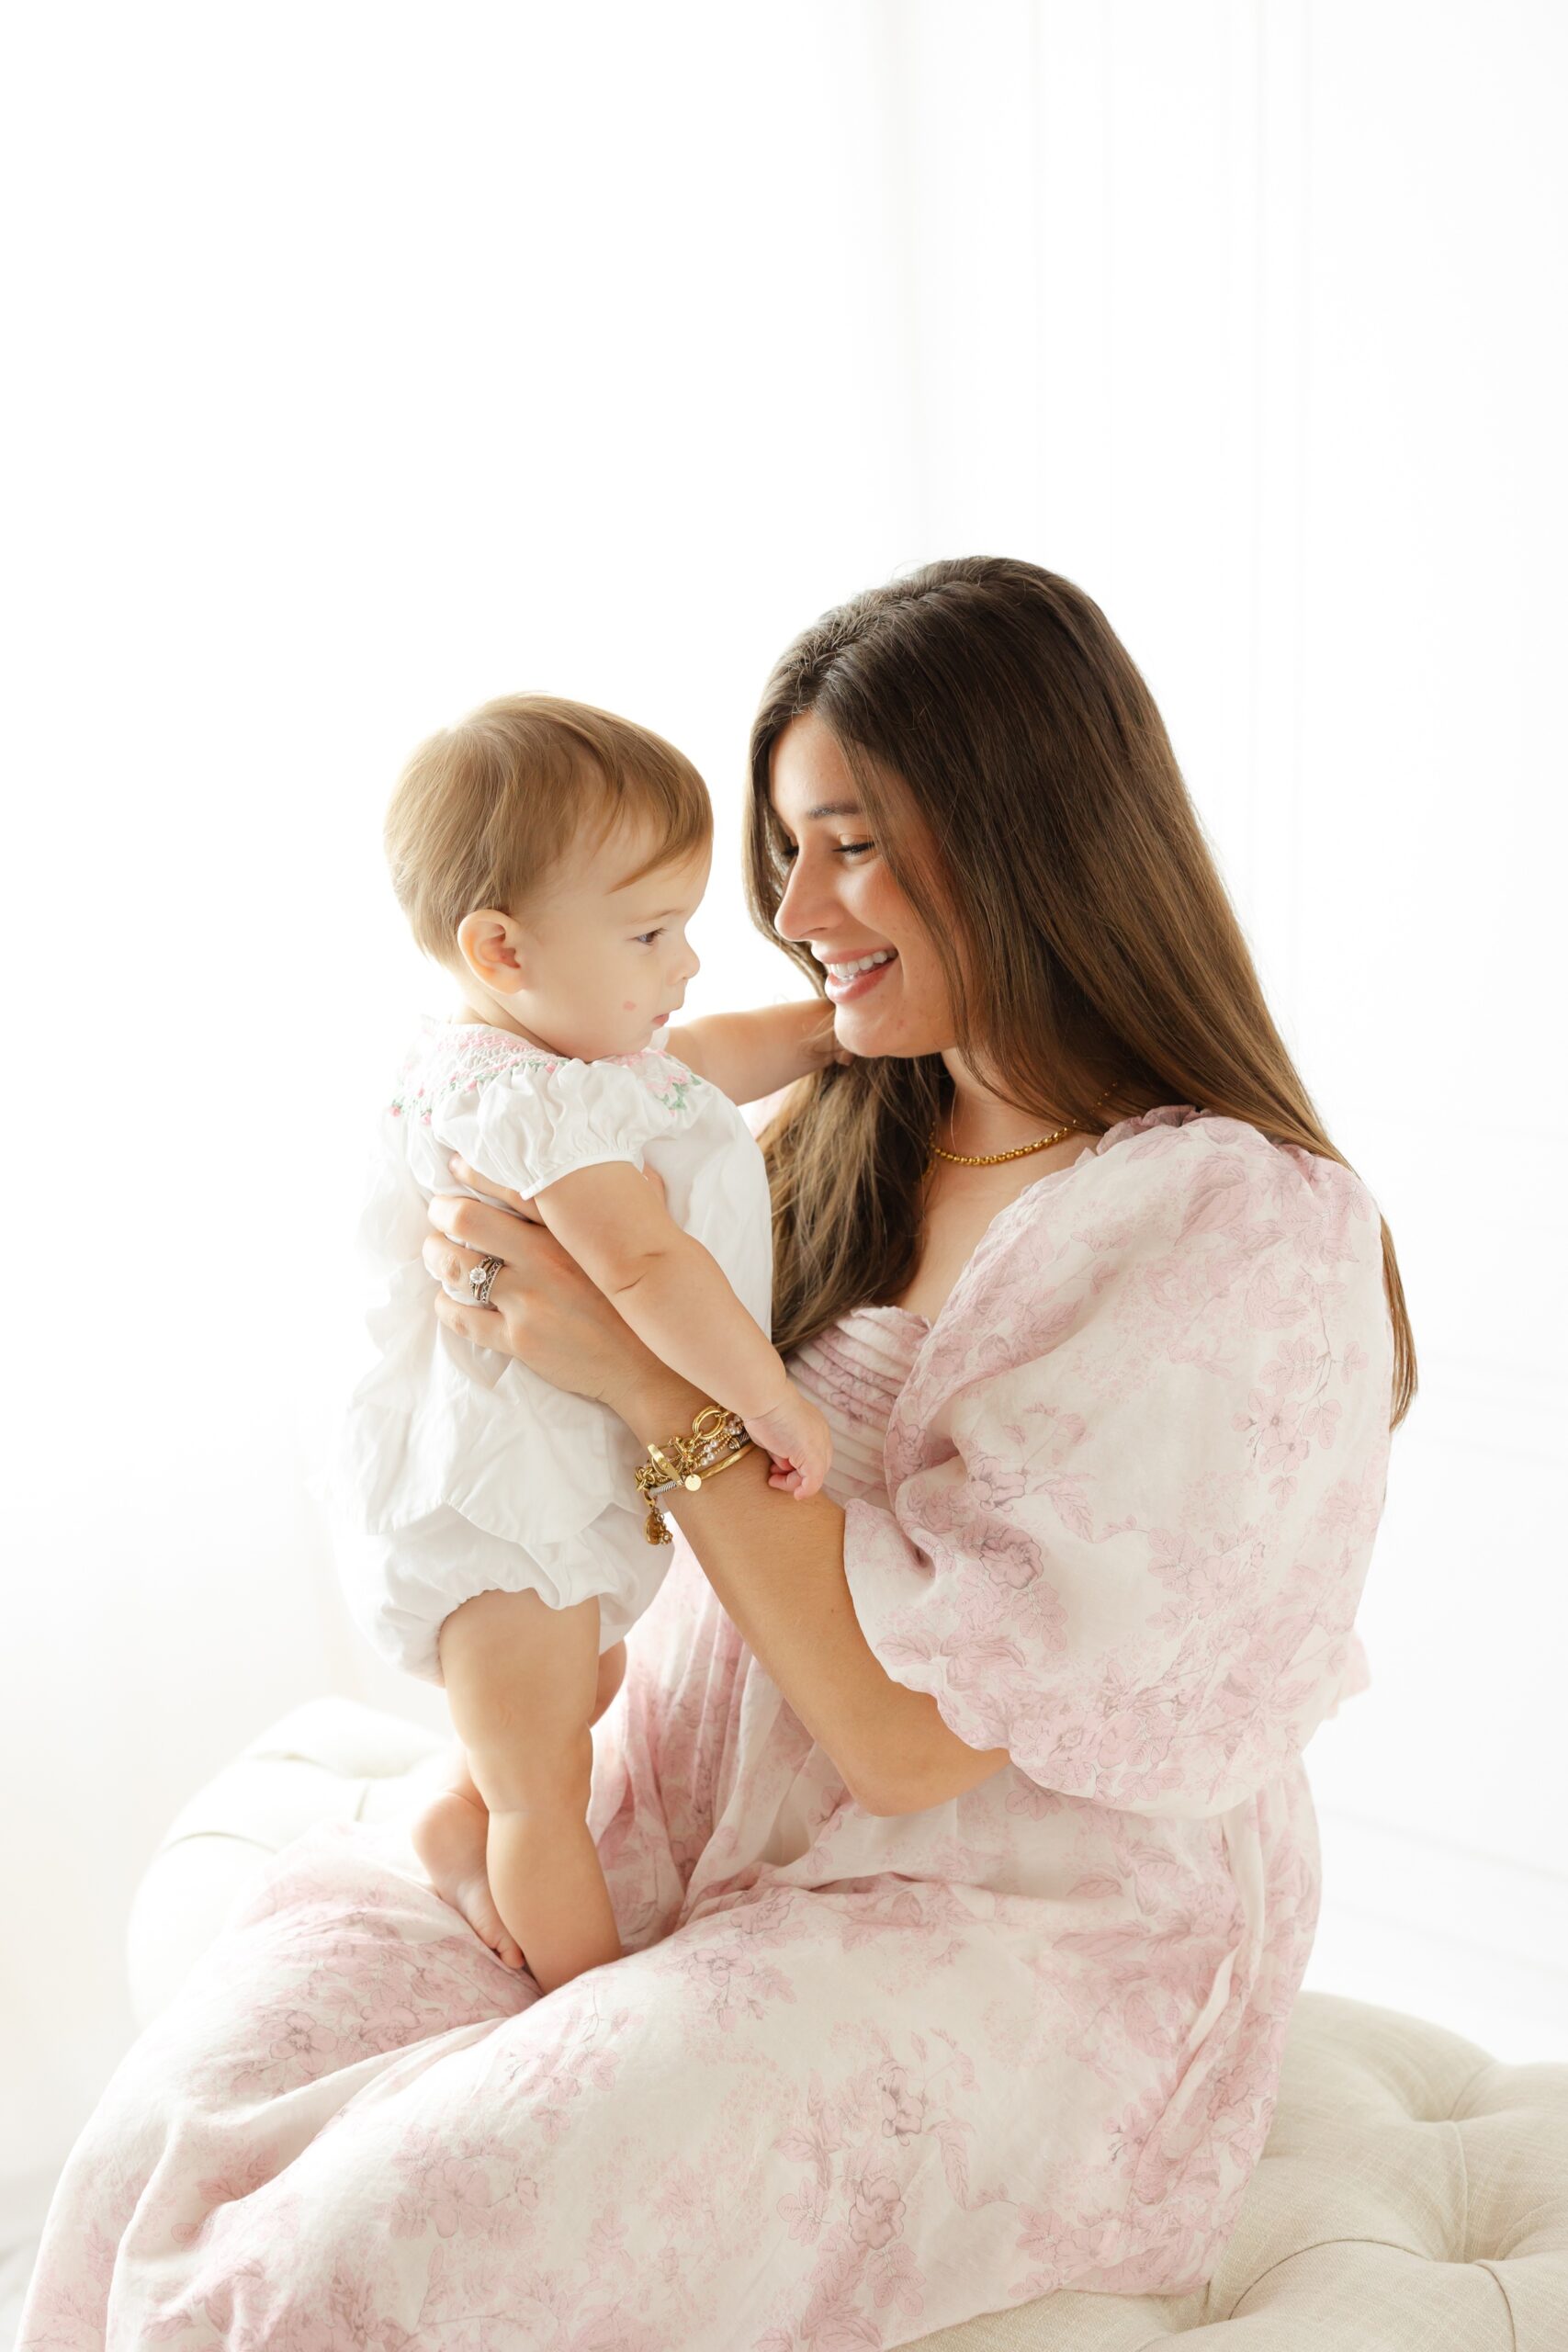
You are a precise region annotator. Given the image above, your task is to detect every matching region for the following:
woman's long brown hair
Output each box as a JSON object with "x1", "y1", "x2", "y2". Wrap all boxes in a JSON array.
[{"x1": 748, "y1": 556, "x2": 1416, "y2": 1428}]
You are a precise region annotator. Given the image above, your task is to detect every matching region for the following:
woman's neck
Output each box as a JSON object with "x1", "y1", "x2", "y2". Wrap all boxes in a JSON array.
[{"x1": 937, "y1": 1053, "x2": 1077, "y2": 1157}]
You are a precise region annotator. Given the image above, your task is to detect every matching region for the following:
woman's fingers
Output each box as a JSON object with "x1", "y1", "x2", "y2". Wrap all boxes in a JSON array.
[
  {"x1": 433, "y1": 1286, "x2": 506, "y2": 1349},
  {"x1": 427, "y1": 1190, "x2": 536, "y2": 1260},
  {"x1": 422, "y1": 1229, "x2": 500, "y2": 1306},
  {"x1": 422, "y1": 1231, "x2": 515, "y2": 1352},
  {"x1": 418, "y1": 1170, "x2": 657, "y2": 1409},
  {"x1": 446, "y1": 1155, "x2": 531, "y2": 1216}
]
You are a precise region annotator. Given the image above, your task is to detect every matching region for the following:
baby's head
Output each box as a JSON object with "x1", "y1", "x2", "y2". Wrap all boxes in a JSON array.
[{"x1": 386, "y1": 694, "x2": 711, "y2": 1060}]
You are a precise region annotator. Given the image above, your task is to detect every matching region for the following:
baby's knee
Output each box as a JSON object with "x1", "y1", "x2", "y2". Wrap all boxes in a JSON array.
[{"x1": 468, "y1": 1721, "x2": 595, "y2": 1820}]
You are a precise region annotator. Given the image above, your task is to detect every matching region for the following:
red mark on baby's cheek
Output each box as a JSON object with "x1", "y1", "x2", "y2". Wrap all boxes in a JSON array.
[{"x1": 622, "y1": 1000, "x2": 637, "y2": 1011}]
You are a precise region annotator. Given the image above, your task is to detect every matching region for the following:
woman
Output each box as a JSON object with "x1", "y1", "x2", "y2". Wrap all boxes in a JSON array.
[{"x1": 20, "y1": 559, "x2": 1406, "y2": 2351}]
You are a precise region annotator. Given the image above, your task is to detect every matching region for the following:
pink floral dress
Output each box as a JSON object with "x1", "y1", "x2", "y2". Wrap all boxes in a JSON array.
[{"x1": 19, "y1": 1108, "x2": 1392, "y2": 2352}]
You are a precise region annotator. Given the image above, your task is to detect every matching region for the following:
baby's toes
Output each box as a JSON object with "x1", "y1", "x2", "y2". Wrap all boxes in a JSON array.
[
  {"x1": 468, "y1": 1885, "x2": 524, "y2": 1970},
  {"x1": 472, "y1": 1895, "x2": 525, "y2": 1972}
]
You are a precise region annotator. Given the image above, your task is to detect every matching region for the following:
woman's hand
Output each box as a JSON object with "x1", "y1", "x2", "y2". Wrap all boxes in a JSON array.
[{"x1": 423, "y1": 1156, "x2": 682, "y2": 1426}]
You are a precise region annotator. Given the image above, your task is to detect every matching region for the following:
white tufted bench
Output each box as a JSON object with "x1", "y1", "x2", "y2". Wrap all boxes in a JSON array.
[{"x1": 129, "y1": 1701, "x2": 1568, "y2": 2349}]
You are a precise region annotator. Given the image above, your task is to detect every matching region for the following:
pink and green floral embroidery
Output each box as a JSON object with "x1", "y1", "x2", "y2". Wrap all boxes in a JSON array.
[{"x1": 388, "y1": 1023, "x2": 703, "y2": 1125}]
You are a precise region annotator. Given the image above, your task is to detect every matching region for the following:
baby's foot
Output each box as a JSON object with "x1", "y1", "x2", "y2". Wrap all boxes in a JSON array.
[{"x1": 411, "y1": 1789, "x2": 525, "y2": 1973}]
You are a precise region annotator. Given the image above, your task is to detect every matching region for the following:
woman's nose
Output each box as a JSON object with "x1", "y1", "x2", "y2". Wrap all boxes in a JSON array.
[{"x1": 774, "y1": 856, "x2": 829, "y2": 942}]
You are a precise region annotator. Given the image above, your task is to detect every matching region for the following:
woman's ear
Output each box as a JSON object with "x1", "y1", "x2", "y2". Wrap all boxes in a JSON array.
[{"x1": 456, "y1": 909, "x2": 528, "y2": 995}]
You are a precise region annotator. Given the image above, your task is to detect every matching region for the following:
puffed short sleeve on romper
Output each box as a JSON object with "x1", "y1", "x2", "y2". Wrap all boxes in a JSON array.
[
  {"x1": 843, "y1": 1107, "x2": 1394, "y2": 1817},
  {"x1": 422, "y1": 1047, "x2": 694, "y2": 1200}
]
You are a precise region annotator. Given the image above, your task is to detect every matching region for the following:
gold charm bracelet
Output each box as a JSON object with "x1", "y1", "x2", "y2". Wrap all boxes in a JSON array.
[{"x1": 634, "y1": 1405, "x2": 753, "y2": 1544}]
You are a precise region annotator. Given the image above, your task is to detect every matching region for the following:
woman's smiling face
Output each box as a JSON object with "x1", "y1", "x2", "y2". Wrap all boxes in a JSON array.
[{"x1": 769, "y1": 710, "x2": 956, "y2": 1059}]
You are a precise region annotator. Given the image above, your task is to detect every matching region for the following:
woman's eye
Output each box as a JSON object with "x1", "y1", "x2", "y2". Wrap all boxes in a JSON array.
[{"x1": 776, "y1": 839, "x2": 874, "y2": 863}]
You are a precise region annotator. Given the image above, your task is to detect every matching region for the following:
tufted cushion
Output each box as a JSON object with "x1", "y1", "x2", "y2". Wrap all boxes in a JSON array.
[{"x1": 130, "y1": 1702, "x2": 1568, "y2": 2348}]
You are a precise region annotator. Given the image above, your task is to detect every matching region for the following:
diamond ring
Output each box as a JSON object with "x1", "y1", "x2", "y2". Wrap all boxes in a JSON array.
[{"x1": 468, "y1": 1254, "x2": 504, "y2": 1309}]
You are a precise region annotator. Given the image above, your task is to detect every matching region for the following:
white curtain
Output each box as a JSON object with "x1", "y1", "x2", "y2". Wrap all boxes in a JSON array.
[{"x1": 4, "y1": 0, "x2": 1564, "y2": 2216}]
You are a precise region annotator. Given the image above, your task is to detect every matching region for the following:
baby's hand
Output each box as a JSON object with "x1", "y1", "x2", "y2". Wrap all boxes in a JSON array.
[{"x1": 743, "y1": 1380, "x2": 833, "y2": 1501}]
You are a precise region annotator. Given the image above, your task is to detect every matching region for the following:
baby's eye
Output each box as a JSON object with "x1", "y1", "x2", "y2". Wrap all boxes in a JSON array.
[{"x1": 633, "y1": 929, "x2": 665, "y2": 946}]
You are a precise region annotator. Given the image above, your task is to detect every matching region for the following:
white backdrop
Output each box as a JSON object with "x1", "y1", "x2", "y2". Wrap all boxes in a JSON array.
[{"x1": 4, "y1": 0, "x2": 1565, "y2": 2239}]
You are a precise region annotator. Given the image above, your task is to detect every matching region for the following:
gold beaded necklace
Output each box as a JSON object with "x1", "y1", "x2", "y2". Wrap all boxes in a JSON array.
[{"x1": 930, "y1": 1088, "x2": 1118, "y2": 1168}]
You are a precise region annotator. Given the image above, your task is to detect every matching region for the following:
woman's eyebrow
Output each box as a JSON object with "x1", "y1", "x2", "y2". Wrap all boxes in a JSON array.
[{"x1": 768, "y1": 797, "x2": 863, "y2": 839}]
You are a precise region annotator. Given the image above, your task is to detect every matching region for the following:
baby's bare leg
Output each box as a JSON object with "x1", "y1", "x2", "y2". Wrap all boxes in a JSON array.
[
  {"x1": 592, "y1": 1636, "x2": 626, "y2": 1722},
  {"x1": 410, "y1": 1747, "x2": 525, "y2": 1971},
  {"x1": 411, "y1": 1638, "x2": 627, "y2": 1972},
  {"x1": 439, "y1": 1589, "x2": 621, "y2": 1996}
]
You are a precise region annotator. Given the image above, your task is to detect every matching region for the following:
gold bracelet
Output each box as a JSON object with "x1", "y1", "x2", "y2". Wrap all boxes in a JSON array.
[{"x1": 633, "y1": 1405, "x2": 753, "y2": 1544}]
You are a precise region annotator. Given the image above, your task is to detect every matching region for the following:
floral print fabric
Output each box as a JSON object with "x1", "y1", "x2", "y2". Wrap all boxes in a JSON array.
[
  {"x1": 19, "y1": 1109, "x2": 1393, "y2": 2351},
  {"x1": 844, "y1": 1106, "x2": 1389, "y2": 1816}
]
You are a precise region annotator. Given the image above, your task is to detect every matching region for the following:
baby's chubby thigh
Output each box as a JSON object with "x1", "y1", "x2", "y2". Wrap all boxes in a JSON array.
[{"x1": 438, "y1": 1586, "x2": 602, "y2": 1813}]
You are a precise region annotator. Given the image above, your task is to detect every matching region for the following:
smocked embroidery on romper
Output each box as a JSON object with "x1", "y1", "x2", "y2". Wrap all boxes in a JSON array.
[{"x1": 389, "y1": 1026, "x2": 705, "y2": 1124}]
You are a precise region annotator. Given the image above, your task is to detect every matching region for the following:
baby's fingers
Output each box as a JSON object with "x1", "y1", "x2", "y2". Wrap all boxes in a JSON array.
[{"x1": 791, "y1": 1416, "x2": 834, "y2": 1501}]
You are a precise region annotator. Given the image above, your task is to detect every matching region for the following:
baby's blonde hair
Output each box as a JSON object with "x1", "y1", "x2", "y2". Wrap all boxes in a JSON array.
[{"x1": 385, "y1": 693, "x2": 712, "y2": 967}]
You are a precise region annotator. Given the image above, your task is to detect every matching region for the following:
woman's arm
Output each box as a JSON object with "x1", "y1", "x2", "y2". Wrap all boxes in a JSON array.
[
  {"x1": 623, "y1": 1363, "x2": 1008, "y2": 1815},
  {"x1": 424, "y1": 1188, "x2": 1008, "y2": 1815},
  {"x1": 665, "y1": 999, "x2": 844, "y2": 1105}
]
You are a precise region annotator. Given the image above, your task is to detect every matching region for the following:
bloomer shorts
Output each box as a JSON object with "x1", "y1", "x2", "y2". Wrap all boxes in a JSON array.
[{"x1": 333, "y1": 1498, "x2": 660, "y2": 1684}]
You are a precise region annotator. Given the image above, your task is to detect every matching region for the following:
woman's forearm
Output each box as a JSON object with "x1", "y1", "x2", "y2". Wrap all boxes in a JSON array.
[{"x1": 617, "y1": 1366, "x2": 1008, "y2": 1815}]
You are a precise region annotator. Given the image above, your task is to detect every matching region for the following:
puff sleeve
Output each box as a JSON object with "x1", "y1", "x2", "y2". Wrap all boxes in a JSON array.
[
  {"x1": 842, "y1": 1112, "x2": 1394, "y2": 1818},
  {"x1": 427, "y1": 1053, "x2": 696, "y2": 1201}
]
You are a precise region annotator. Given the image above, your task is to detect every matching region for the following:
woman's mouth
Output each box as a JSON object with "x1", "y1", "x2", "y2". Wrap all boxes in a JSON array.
[{"x1": 820, "y1": 947, "x2": 898, "y2": 1004}]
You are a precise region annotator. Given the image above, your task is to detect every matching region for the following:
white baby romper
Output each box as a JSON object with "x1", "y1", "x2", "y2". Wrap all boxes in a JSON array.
[{"x1": 335, "y1": 1017, "x2": 773, "y2": 1681}]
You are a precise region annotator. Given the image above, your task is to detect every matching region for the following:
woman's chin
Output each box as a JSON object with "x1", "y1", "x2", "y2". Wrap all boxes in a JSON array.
[{"x1": 835, "y1": 1009, "x2": 930, "y2": 1061}]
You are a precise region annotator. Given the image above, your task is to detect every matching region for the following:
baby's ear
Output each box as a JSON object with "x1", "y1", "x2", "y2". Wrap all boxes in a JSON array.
[{"x1": 456, "y1": 908, "x2": 527, "y2": 992}]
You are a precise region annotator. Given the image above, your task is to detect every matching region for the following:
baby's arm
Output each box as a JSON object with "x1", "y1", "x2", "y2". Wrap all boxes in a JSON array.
[
  {"x1": 532, "y1": 1159, "x2": 830, "y2": 1494},
  {"x1": 665, "y1": 1000, "x2": 846, "y2": 1105}
]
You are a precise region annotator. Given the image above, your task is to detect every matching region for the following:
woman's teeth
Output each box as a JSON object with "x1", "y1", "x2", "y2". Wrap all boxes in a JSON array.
[
  {"x1": 823, "y1": 950, "x2": 896, "y2": 978},
  {"x1": 821, "y1": 947, "x2": 898, "y2": 1004}
]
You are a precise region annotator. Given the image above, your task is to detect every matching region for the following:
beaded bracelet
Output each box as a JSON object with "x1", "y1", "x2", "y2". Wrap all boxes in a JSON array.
[{"x1": 633, "y1": 1405, "x2": 753, "y2": 1544}]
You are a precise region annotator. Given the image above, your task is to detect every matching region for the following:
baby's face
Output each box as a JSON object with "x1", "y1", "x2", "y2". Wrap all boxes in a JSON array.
[{"x1": 508, "y1": 816, "x2": 709, "y2": 1061}]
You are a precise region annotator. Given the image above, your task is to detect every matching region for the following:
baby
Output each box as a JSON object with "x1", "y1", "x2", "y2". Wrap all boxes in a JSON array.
[{"x1": 336, "y1": 694, "x2": 838, "y2": 1993}]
